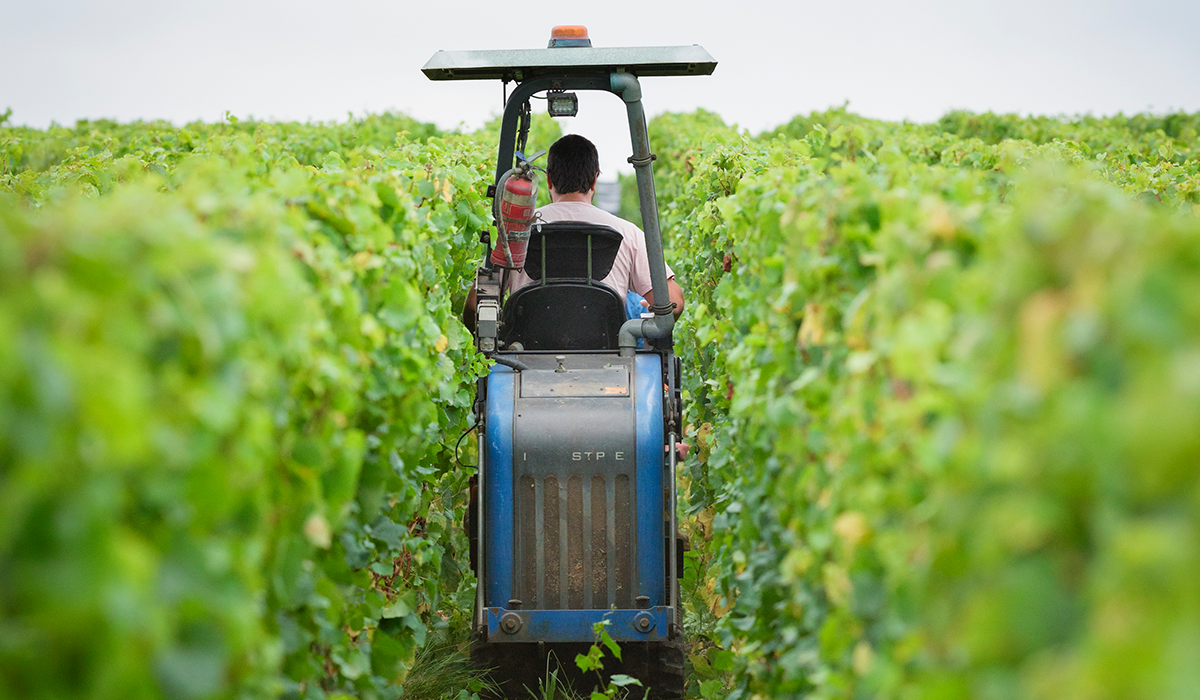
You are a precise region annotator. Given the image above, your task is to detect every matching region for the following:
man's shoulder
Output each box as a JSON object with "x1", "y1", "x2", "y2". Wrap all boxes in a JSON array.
[{"x1": 537, "y1": 202, "x2": 641, "y2": 235}]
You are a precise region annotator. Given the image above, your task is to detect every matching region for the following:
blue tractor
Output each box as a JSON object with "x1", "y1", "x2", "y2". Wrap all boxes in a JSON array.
[{"x1": 423, "y1": 27, "x2": 716, "y2": 698}]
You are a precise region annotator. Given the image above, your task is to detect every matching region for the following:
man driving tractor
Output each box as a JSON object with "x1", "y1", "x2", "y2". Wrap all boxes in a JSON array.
[{"x1": 464, "y1": 134, "x2": 685, "y2": 324}]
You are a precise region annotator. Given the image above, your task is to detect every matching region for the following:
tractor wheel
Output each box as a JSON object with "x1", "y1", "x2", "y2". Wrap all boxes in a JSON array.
[
  {"x1": 469, "y1": 637, "x2": 553, "y2": 699},
  {"x1": 615, "y1": 639, "x2": 687, "y2": 700}
]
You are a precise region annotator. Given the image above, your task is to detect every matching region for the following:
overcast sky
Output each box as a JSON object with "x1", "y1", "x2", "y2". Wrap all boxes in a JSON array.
[{"x1": 6, "y1": 0, "x2": 1199, "y2": 176}]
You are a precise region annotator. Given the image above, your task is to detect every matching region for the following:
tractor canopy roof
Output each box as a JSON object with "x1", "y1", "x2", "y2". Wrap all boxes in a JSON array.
[{"x1": 422, "y1": 31, "x2": 716, "y2": 82}]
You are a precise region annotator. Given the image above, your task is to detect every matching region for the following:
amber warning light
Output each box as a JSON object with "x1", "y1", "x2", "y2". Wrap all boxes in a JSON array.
[{"x1": 548, "y1": 25, "x2": 591, "y2": 48}]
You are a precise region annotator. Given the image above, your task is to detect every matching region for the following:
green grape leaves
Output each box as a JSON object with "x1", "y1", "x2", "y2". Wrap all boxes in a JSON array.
[
  {"x1": 653, "y1": 109, "x2": 1200, "y2": 699},
  {"x1": 1, "y1": 117, "x2": 490, "y2": 699}
]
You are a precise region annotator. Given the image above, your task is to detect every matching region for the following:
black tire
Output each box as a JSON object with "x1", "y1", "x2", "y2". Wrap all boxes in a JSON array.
[
  {"x1": 471, "y1": 636, "x2": 687, "y2": 700},
  {"x1": 470, "y1": 636, "x2": 554, "y2": 699},
  {"x1": 620, "y1": 639, "x2": 687, "y2": 700}
]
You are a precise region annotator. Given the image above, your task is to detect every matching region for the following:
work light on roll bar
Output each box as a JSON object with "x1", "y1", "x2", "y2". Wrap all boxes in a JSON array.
[{"x1": 546, "y1": 91, "x2": 578, "y2": 117}]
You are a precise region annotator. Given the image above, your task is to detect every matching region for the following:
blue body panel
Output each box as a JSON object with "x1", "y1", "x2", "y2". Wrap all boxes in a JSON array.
[
  {"x1": 483, "y1": 353, "x2": 666, "y2": 642},
  {"x1": 485, "y1": 607, "x2": 672, "y2": 643},
  {"x1": 485, "y1": 367, "x2": 516, "y2": 608},
  {"x1": 634, "y1": 354, "x2": 665, "y2": 605}
]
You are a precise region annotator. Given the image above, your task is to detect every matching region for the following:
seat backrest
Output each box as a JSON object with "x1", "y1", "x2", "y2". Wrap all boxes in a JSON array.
[
  {"x1": 500, "y1": 283, "x2": 626, "y2": 350},
  {"x1": 500, "y1": 222, "x2": 627, "y2": 351},
  {"x1": 522, "y1": 222, "x2": 622, "y2": 283}
]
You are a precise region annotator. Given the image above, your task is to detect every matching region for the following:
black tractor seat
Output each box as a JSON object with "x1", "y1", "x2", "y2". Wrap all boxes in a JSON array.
[{"x1": 499, "y1": 222, "x2": 627, "y2": 351}]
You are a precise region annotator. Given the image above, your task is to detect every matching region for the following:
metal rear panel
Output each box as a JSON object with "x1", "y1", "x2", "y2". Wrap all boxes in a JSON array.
[
  {"x1": 486, "y1": 353, "x2": 667, "y2": 643},
  {"x1": 544, "y1": 475, "x2": 560, "y2": 606},
  {"x1": 520, "y1": 365, "x2": 628, "y2": 397},
  {"x1": 511, "y1": 357, "x2": 637, "y2": 611},
  {"x1": 546, "y1": 470, "x2": 630, "y2": 608},
  {"x1": 422, "y1": 45, "x2": 716, "y2": 81},
  {"x1": 514, "y1": 470, "x2": 635, "y2": 610},
  {"x1": 498, "y1": 354, "x2": 664, "y2": 614}
]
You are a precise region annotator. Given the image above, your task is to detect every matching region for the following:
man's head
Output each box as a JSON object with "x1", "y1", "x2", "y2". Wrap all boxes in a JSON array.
[{"x1": 546, "y1": 134, "x2": 600, "y2": 196}]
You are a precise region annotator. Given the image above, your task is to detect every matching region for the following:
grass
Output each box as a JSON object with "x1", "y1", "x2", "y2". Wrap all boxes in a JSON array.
[
  {"x1": 528, "y1": 664, "x2": 585, "y2": 700},
  {"x1": 398, "y1": 633, "x2": 498, "y2": 700}
]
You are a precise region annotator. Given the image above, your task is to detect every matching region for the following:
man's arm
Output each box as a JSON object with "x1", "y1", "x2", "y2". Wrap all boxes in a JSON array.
[{"x1": 643, "y1": 277, "x2": 685, "y2": 318}]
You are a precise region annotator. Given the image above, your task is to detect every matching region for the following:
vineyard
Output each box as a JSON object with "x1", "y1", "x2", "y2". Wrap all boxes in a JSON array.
[{"x1": 2, "y1": 107, "x2": 1199, "y2": 699}]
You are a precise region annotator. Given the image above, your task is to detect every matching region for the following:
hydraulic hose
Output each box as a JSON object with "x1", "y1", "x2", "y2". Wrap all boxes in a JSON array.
[
  {"x1": 492, "y1": 168, "x2": 514, "y2": 224},
  {"x1": 490, "y1": 355, "x2": 530, "y2": 372}
]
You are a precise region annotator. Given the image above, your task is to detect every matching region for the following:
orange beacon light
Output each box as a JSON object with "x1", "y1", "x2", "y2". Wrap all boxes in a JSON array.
[{"x1": 548, "y1": 25, "x2": 591, "y2": 48}]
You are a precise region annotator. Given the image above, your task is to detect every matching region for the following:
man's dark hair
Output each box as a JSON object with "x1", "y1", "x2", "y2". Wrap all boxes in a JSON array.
[{"x1": 547, "y1": 134, "x2": 600, "y2": 194}]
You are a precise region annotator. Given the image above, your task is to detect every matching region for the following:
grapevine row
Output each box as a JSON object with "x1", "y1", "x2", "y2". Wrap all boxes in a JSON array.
[
  {"x1": 1, "y1": 117, "x2": 493, "y2": 698},
  {"x1": 649, "y1": 110, "x2": 1200, "y2": 698}
]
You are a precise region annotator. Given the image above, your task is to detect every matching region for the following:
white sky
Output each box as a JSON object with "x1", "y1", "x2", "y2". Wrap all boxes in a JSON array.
[{"x1": 5, "y1": 0, "x2": 1199, "y2": 177}]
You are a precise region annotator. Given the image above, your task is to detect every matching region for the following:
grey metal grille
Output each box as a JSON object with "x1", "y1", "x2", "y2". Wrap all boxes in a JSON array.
[{"x1": 515, "y1": 471, "x2": 634, "y2": 609}]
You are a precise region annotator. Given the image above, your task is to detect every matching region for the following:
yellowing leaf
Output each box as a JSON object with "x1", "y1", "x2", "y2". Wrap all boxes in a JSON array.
[
  {"x1": 360, "y1": 314, "x2": 385, "y2": 347},
  {"x1": 696, "y1": 422, "x2": 713, "y2": 464},
  {"x1": 304, "y1": 513, "x2": 332, "y2": 549},
  {"x1": 797, "y1": 302, "x2": 825, "y2": 347},
  {"x1": 853, "y1": 641, "x2": 875, "y2": 675},
  {"x1": 698, "y1": 507, "x2": 715, "y2": 538},
  {"x1": 780, "y1": 547, "x2": 813, "y2": 583},
  {"x1": 1019, "y1": 290, "x2": 1067, "y2": 390},
  {"x1": 434, "y1": 334, "x2": 448, "y2": 353},
  {"x1": 833, "y1": 511, "x2": 870, "y2": 550},
  {"x1": 823, "y1": 563, "x2": 852, "y2": 607},
  {"x1": 922, "y1": 197, "x2": 956, "y2": 238}
]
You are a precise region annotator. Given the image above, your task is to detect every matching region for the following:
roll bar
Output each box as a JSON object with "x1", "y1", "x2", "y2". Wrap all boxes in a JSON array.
[{"x1": 494, "y1": 74, "x2": 675, "y2": 354}]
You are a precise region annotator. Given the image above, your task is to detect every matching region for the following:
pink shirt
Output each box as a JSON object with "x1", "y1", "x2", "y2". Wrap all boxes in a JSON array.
[{"x1": 505, "y1": 201, "x2": 675, "y2": 297}]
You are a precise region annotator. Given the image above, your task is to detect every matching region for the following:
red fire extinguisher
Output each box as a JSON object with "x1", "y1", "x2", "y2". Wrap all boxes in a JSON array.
[{"x1": 490, "y1": 150, "x2": 544, "y2": 268}]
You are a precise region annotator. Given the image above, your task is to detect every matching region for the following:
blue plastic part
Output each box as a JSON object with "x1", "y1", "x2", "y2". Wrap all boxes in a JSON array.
[
  {"x1": 485, "y1": 607, "x2": 672, "y2": 643},
  {"x1": 625, "y1": 292, "x2": 648, "y2": 349},
  {"x1": 634, "y1": 354, "x2": 665, "y2": 605},
  {"x1": 485, "y1": 366, "x2": 516, "y2": 608},
  {"x1": 625, "y1": 290, "x2": 647, "y2": 319}
]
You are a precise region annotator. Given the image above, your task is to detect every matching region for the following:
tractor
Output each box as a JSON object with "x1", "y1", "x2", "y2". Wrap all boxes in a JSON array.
[{"x1": 423, "y1": 26, "x2": 716, "y2": 698}]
